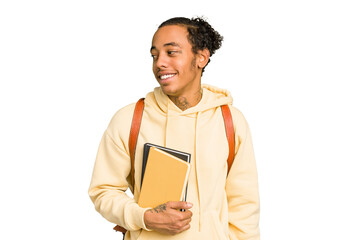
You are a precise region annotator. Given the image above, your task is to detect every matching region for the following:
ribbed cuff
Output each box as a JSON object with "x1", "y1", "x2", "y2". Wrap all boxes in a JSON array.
[
  {"x1": 124, "y1": 203, "x2": 152, "y2": 231},
  {"x1": 140, "y1": 207, "x2": 153, "y2": 231}
]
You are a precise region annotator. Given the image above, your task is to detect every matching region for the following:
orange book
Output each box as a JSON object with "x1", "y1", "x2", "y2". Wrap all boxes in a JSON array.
[{"x1": 138, "y1": 147, "x2": 191, "y2": 208}]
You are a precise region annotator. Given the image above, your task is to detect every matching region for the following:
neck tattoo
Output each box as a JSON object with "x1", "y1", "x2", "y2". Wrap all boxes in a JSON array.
[
  {"x1": 174, "y1": 96, "x2": 190, "y2": 111},
  {"x1": 173, "y1": 89, "x2": 203, "y2": 111}
]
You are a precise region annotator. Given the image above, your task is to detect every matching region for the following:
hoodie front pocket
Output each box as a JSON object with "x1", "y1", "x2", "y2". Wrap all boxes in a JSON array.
[{"x1": 210, "y1": 211, "x2": 229, "y2": 240}]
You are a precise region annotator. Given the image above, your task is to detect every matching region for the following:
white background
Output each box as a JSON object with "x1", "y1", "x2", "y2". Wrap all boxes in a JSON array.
[{"x1": 1, "y1": 0, "x2": 359, "y2": 239}]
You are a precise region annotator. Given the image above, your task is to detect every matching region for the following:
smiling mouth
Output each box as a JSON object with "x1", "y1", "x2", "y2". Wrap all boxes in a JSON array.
[{"x1": 159, "y1": 74, "x2": 176, "y2": 80}]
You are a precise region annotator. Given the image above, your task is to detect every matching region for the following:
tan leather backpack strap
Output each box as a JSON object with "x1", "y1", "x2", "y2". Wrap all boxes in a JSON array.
[
  {"x1": 129, "y1": 98, "x2": 145, "y2": 188},
  {"x1": 221, "y1": 104, "x2": 235, "y2": 175},
  {"x1": 113, "y1": 225, "x2": 127, "y2": 233},
  {"x1": 114, "y1": 98, "x2": 145, "y2": 234}
]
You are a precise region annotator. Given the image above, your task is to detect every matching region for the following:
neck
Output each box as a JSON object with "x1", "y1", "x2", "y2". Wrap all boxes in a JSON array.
[{"x1": 169, "y1": 87, "x2": 203, "y2": 111}]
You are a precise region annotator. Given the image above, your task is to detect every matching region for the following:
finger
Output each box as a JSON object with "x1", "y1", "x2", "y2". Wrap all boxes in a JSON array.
[
  {"x1": 178, "y1": 222, "x2": 191, "y2": 233},
  {"x1": 180, "y1": 209, "x2": 193, "y2": 219},
  {"x1": 180, "y1": 217, "x2": 192, "y2": 226},
  {"x1": 170, "y1": 220, "x2": 191, "y2": 235},
  {"x1": 168, "y1": 201, "x2": 193, "y2": 210}
]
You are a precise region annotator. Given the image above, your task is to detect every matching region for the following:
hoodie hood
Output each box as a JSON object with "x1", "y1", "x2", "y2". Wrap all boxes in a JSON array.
[{"x1": 146, "y1": 84, "x2": 233, "y2": 115}]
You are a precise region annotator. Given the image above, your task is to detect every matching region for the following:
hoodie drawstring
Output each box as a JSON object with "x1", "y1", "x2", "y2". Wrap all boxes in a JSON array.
[{"x1": 194, "y1": 111, "x2": 203, "y2": 231}]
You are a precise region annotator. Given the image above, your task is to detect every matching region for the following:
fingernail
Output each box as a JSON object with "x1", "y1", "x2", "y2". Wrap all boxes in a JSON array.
[{"x1": 186, "y1": 202, "x2": 193, "y2": 207}]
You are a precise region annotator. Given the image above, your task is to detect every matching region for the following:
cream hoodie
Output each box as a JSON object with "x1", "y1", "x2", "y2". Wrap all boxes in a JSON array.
[{"x1": 89, "y1": 85, "x2": 260, "y2": 240}]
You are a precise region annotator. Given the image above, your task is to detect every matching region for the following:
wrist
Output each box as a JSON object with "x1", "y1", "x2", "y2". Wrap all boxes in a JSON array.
[{"x1": 143, "y1": 209, "x2": 154, "y2": 231}]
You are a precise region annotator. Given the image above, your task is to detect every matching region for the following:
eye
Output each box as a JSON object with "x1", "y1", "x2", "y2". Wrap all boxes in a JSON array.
[
  {"x1": 151, "y1": 54, "x2": 158, "y2": 60},
  {"x1": 167, "y1": 50, "x2": 178, "y2": 55}
]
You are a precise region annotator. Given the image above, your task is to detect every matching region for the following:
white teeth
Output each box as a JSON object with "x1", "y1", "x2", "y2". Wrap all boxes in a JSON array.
[{"x1": 160, "y1": 74, "x2": 175, "y2": 80}]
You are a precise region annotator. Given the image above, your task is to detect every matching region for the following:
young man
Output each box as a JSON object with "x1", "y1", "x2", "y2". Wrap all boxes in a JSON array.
[{"x1": 89, "y1": 17, "x2": 260, "y2": 239}]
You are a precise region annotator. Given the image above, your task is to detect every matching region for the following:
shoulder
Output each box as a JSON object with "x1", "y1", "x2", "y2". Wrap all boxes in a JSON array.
[
  {"x1": 228, "y1": 105, "x2": 248, "y2": 126},
  {"x1": 109, "y1": 102, "x2": 137, "y2": 128},
  {"x1": 107, "y1": 89, "x2": 155, "y2": 135},
  {"x1": 227, "y1": 105, "x2": 251, "y2": 139},
  {"x1": 105, "y1": 102, "x2": 138, "y2": 145}
]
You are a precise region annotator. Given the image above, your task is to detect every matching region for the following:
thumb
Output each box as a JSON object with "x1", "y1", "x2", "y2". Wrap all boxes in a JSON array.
[{"x1": 168, "y1": 201, "x2": 193, "y2": 210}]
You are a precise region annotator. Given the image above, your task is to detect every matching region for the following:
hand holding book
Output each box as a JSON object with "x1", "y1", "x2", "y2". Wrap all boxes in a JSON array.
[
  {"x1": 139, "y1": 144, "x2": 193, "y2": 234},
  {"x1": 144, "y1": 201, "x2": 193, "y2": 235}
]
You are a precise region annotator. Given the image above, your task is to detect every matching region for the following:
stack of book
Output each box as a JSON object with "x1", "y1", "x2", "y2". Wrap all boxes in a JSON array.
[{"x1": 138, "y1": 143, "x2": 191, "y2": 208}]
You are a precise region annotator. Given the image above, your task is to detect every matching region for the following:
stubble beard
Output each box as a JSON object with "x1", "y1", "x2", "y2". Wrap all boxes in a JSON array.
[{"x1": 172, "y1": 56, "x2": 202, "y2": 111}]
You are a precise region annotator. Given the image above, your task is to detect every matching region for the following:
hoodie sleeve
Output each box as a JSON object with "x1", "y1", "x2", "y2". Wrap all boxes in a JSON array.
[
  {"x1": 225, "y1": 108, "x2": 260, "y2": 240},
  {"x1": 88, "y1": 105, "x2": 150, "y2": 231}
]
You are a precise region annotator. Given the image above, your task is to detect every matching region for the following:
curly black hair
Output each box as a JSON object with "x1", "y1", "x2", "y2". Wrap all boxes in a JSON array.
[{"x1": 158, "y1": 17, "x2": 223, "y2": 74}]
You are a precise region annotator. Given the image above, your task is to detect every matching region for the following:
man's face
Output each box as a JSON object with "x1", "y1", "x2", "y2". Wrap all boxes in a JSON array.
[{"x1": 151, "y1": 25, "x2": 202, "y2": 97}]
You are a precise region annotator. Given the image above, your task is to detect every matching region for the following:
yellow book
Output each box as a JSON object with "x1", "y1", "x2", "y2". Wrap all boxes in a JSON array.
[{"x1": 138, "y1": 147, "x2": 191, "y2": 208}]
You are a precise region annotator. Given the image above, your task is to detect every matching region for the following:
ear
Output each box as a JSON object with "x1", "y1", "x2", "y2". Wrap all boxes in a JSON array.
[{"x1": 197, "y1": 48, "x2": 210, "y2": 69}]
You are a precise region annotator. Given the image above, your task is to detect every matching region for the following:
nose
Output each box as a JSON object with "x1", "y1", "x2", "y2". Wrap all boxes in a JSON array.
[{"x1": 154, "y1": 52, "x2": 168, "y2": 69}]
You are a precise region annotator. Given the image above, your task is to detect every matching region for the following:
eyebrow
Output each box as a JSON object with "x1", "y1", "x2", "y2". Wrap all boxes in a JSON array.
[{"x1": 150, "y1": 42, "x2": 181, "y2": 52}]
